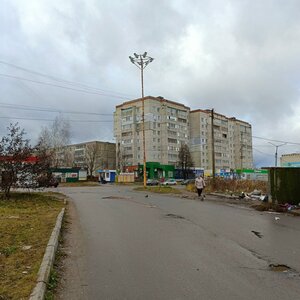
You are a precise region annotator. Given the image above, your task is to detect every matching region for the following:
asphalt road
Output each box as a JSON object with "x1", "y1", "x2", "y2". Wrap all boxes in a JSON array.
[{"x1": 57, "y1": 185, "x2": 300, "y2": 300}]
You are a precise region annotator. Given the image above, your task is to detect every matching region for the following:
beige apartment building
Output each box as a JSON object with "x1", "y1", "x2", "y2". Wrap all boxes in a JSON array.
[
  {"x1": 190, "y1": 109, "x2": 253, "y2": 173},
  {"x1": 114, "y1": 96, "x2": 190, "y2": 168},
  {"x1": 280, "y1": 153, "x2": 300, "y2": 167},
  {"x1": 56, "y1": 141, "x2": 116, "y2": 173},
  {"x1": 114, "y1": 96, "x2": 253, "y2": 173}
]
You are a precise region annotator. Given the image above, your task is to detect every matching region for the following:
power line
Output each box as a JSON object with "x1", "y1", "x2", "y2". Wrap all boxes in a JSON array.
[
  {"x1": 0, "y1": 73, "x2": 129, "y2": 99},
  {"x1": 0, "y1": 102, "x2": 112, "y2": 116},
  {"x1": 253, "y1": 148, "x2": 274, "y2": 156},
  {"x1": 0, "y1": 116, "x2": 113, "y2": 123},
  {"x1": 252, "y1": 135, "x2": 300, "y2": 146},
  {"x1": 0, "y1": 60, "x2": 136, "y2": 98}
]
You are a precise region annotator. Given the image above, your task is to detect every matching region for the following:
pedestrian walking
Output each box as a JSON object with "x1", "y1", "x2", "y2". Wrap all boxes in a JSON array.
[{"x1": 195, "y1": 175, "x2": 205, "y2": 201}]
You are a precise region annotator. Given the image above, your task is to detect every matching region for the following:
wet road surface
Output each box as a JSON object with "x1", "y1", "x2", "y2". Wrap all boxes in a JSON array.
[{"x1": 57, "y1": 185, "x2": 300, "y2": 300}]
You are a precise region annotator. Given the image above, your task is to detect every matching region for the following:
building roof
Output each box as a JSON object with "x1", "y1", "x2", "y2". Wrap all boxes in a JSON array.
[
  {"x1": 281, "y1": 153, "x2": 300, "y2": 157},
  {"x1": 67, "y1": 141, "x2": 115, "y2": 147},
  {"x1": 116, "y1": 96, "x2": 190, "y2": 110},
  {"x1": 190, "y1": 109, "x2": 251, "y2": 126}
]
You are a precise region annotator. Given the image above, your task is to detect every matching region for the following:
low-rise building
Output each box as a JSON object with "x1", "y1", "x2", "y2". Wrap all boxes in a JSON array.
[
  {"x1": 280, "y1": 153, "x2": 300, "y2": 167},
  {"x1": 55, "y1": 141, "x2": 116, "y2": 175}
]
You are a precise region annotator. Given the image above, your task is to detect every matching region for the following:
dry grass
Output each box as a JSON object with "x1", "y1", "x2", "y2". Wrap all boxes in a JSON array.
[
  {"x1": 186, "y1": 178, "x2": 268, "y2": 195},
  {"x1": 0, "y1": 192, "x2": 65, "y2": 300},
  {"x1": 134, "y1": 186, "x2": 181, "y2": 194}
]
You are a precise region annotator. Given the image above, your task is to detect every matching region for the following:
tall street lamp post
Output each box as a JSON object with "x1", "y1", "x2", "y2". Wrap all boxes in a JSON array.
[
  {"x1": 268, "y1": 142, "x2": 286, "y2": 167},
  {"x1": 129, "y1": 52, "x2": 154, "y2": 187}
]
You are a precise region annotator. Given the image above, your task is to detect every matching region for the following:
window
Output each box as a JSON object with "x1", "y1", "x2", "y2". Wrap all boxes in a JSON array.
[
  {"x1": 122, "y1": 116, "x2": 132, "y2": 122},
  {"x1": 122, "y1": 124, "x2": 132, "y2": 130},
  {"x1": 168, "y1": 138, "x2": 177, "y2": 144}
]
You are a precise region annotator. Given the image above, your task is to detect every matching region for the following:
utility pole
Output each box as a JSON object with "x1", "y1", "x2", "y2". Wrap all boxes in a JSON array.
[
  {"x1": 268, "y1": 142, "x2": 286, "y2": 167},
  {"x1": 211, "y1": 109, "x2": 215, "y2": 178},
  {"x1": 240, "y1": 131, "x2": 244, "y2": 170},
  {"x1": 129, "y1": 53, "x2": 154, "y2": 187}
]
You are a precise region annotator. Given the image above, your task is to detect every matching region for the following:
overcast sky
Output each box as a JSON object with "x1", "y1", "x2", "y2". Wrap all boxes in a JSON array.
[{"x1": 1, "y1": 0, "x2": 300, "y2": 167}]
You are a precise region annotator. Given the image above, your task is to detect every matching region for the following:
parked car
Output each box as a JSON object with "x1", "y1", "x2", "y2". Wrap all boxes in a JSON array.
[
  {"x1": 161, "y1": 178, "x2": 177, "y2": 185},
  {"x1": 38, "y1": 175, "x2": 59, "y2": 188},
  {"x1": 181, "y1": 179, "x2": 195, "y2": 185},
  {"x1": 48, "y1": 177, "x2": 59, "y2": 188},
  {"x1": 146, "y1": 179, "x2": 159, "y2": 186}
]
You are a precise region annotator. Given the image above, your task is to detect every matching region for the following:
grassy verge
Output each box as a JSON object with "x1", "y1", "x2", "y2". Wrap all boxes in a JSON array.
[
  {"x1": 0, "y1": 192, "x2": 65, "y2": 300},
  {"x1": 59, "y1": 181, "x2": 99, "y2": 187},
  {"x1": 134, "y1": 186, "x2": 181, "y2": 194}
]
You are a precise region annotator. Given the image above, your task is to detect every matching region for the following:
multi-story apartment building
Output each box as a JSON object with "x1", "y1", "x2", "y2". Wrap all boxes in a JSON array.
[
  {"x1": 114, "y1": 96, "x2": 253, "y2": 173},
  {"x1": 190, "y1": 109, "x2": 253, "y2": 173},
  {"x1": 114, "y1": 96, "x2": 190, "y2": 168},
  {"x1": 56, "y1": 141, "x2": 116, "y2": 173}
]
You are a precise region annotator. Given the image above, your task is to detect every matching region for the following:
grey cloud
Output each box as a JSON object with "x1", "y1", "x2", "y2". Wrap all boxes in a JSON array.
[{"x1": 1, "y1": 0, "x2": 300, "y2": 166}]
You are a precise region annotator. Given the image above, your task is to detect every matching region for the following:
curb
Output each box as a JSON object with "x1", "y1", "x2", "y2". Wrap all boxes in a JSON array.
[
  {"x1": 29, "y1": 208, "x2": 65, "y2": 300},
  {"x1": 209, "y1": 192, "x2": 239, "y2": 199}
]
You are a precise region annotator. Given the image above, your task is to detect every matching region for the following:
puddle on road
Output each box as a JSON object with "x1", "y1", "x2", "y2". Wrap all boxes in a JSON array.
[
  {"x1": 269, "y1": 264, "x2": 291, "y2": 272},
  {"x1": 102, "y1": 196, "x2": 128, "y2": 200},
  {"x1": 165, "y1": 213, "x2": 185, "y2": 219},
  {"x1": 102, "y1": 195, "x2": 156, "y2": 208},
  {"x1": 251, "y1": 230, "x2": 263, "y2": 238},
  {"x1": 269, "y1": 264, "x2": 300, "y2": 278}
]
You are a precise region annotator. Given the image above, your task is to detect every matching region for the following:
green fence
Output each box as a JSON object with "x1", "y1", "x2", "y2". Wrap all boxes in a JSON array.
[{"x1": 269, "y1": 167, "x2": 300, "y2": 205}]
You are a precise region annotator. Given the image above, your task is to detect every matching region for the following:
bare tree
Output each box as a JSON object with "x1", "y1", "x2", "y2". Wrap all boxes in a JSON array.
[
  {"x1": 117, "y1": 144, "x2": 129, "y2": 172},
  {"x1": 0, "y1": 123, "x2": 51, "y2": 199},
  {"x1": 85, "y1": 143, "x2": 101, "y2": 178},
  {"x1": 37, "y1": 115, "x2": 71, "y2": 167},
  {"x1": 178, "y1": 143, "x2": 194, "y2": 180},
  {"x1": 64, "y1": 148, "x2": 75, "y2": 167}
]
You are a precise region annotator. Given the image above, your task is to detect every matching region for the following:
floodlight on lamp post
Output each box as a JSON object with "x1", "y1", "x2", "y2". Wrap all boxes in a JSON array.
[{"x1": 129, "y1": 52, "x2": 154, "y2": 187}]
